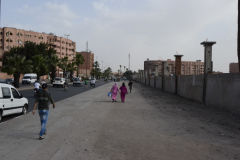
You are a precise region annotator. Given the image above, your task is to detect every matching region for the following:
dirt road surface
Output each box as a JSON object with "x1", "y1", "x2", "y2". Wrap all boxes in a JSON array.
[{"x1": 0, "y1": 82, "x2": 240, "y2": 160}]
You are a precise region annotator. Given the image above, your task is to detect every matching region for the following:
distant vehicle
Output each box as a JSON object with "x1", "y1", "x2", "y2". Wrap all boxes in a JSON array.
[
  {"x1": 90, "y1": 78, "x2": 96, "y2": 87},
  {"x1": 6, "y1": 78, "x2": 14, "y2": 84},
  {"x1": 52, "y1": 77, "x2": 66, "y2": 88},
  {"x1": 0, "y1": 83, "x2": 28, "y2": 122},
  {"x1": 0, "y1": 78, "x2": 14, "y2": 85},
  {"x1": 22, "y1": 73, "x2": 37, "y2": 84},
  {"x1": 73, "y1": 77, "x2": 83, "y2": 87},
  {"x1": 122, "y1": 77, "x2": 127, "y2": 81}
]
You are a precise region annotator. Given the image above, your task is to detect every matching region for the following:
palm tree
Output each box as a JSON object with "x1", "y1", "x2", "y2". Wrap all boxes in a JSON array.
[
  {"x1": 58, "y1": 57, "x2": 69, "y2": 78},
  {"x1": 2, "y1": 47, "x2": 32, "y2": 88},
  {"x1": 74, "y1": 54, "x2": 84, "y2": 77},
  {"x1": 32, "y1": 55, "x2": 48, "y2": 80},
  {"x1": 47, "y1": 48, "x2": 59, "y2": 82},
  {"x1": 67, "y1": 62, "x2": 76, "y2": 81}
]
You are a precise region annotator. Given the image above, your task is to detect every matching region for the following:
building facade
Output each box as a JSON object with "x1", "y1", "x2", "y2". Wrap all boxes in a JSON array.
[
  {"x1": 229, "y1": 63, "x2": 239, "y2": 73},
  {"x1": 76, "y1": 51, "x2": 94, "y2": 77},
  {"x1": 0, "y1": 27, "x2": 76, "y2": 78},
  {"x1": 144, "y1": 59, "x2": 204, "y2": 76}
]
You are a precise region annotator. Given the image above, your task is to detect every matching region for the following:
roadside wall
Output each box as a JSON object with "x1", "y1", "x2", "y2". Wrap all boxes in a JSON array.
[
  {"x1": 150, "y1": 79, "x2": 155, "y2": 88},
  {"x1": 135, "y1": 73, "x2": 240, "y2": 115},
  {"x1": 205, "y1": 74, "x2": 240, "y2": 113},
  {"x1": 164, "y1": 76, "x2": 176, "y2": 93},
  {"x1": 177, "y1": 75, "x2": 203, "y2": 102},
  {"x1": 156, "y1": 76, "x2": 162, "y2": 89}
]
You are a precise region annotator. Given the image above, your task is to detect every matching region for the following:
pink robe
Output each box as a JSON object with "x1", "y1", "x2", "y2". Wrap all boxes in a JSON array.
[
  {"x1": 120, "y1": 86, "x2": 128, "y2": 102},
  {"x1": 111, "y1": 84, "x2": 119, "y2": 100}
]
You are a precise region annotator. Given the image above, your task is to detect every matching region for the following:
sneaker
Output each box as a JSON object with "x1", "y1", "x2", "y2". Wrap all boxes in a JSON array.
[{"x1": 39, "y1": 136, "x2": 44, "y2": 140}]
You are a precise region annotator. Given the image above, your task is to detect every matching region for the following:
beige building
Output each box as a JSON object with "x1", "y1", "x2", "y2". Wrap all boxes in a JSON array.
[
  {"x1": 144, "y1": 59, "x2": 204, "y2": 76},
  {"x1": 0, "y1": 27, "x2": 76, "y2": 78},
  {"x1": 76, "y1": 51, "x2": 94, "y2": 77},
  {"x1": 229, "y1": 63, "x2": 239, "y2": 73}
]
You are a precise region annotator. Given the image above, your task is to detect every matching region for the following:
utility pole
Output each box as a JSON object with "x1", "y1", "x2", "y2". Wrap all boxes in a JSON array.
[
  {"x1": 86, "y1": 42, "x2": 89, "y2": 78},
  {"x1": 128, "y1": 53, "x2": 131, "y2": 71},
  {"x1": 86, "y1": 41, "x2": 88, "y2": 52},
  {"x1": 238, "y1": 0, "x2": 240, "y2": 72},
  {"x1": 0, "y1": 0, "x2": 1, "y2": 27}
]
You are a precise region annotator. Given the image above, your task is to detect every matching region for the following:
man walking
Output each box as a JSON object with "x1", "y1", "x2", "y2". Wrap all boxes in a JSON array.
[
  {"x1": 128, "y1": 80, "x2": 133, "y2": 93},
  {"x1": 32, "y1": 83, "x2": 55, "y2": 140}
]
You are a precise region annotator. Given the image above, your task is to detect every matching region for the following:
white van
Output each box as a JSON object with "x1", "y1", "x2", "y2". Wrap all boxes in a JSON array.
[
  {"x1": 22, "y1": 73, "x2": 37, "y2": 84},
  {"x1": 0, "y1": 83, "x2": 28, "y2": 122}
]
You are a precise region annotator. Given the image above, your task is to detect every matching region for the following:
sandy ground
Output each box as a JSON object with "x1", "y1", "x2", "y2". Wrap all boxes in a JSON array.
[{"x1": 0, "y1": 82, "x2": 240, "y2": 160}]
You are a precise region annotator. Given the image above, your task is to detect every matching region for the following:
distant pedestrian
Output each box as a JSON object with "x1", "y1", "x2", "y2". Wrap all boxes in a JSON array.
[
  {"x1": 111, "y1": 83, "x2": 119, "y2": 102},
  {"x1": 128, "y1": 80, "x2": 133, "y2": 93},
  {"x1": 32, "y1": 83, "x2": 55, "y2": 140},
  {"x1": 120, "y1": 82, "x2": 128, "y2": 103}
]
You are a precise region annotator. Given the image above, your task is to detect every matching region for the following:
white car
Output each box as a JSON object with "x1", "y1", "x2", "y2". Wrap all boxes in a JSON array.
[
  {"x1": 52, "y1": 77, "x2": 66, "y2": 88},
  {"x1": 0, "y1": 83, "x2": 28, "y2": 122},
  {"x1": 22, "y1": 73, "x2": 37, "y2": 84}
]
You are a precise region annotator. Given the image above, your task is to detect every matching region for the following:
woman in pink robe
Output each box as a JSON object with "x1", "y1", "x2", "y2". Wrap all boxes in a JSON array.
[
  {"x1": 111, "y1": 83, "x2": 119, "y2": 102},
  {"x1": 120, "y1": 83, "x2": 128, "y2": 103}
]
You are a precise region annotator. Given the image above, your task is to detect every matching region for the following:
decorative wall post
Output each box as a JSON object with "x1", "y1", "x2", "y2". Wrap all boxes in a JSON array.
[
  {"x1": 174, "y1": 54, "x2": 183, "y2": 94},
  {"x1": 201, "y1": 41, "x2": 216, "y2": 104}
]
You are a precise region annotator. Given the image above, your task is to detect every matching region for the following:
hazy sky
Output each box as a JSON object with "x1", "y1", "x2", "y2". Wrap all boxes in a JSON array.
[{"x1": 1, "y1": 0, "x2": 238, "y2": 72}]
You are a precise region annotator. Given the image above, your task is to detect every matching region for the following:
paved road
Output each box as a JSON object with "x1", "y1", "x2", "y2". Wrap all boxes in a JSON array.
[
  {"x1": 20, "y1": 80, "x2": 108, "y2": 111},
  {"x1": 0, "y1": 82, "x2": 240, "y2": 160},
  {"x1": 1, "y1": 80, "x2": 108, "y2": 122}
]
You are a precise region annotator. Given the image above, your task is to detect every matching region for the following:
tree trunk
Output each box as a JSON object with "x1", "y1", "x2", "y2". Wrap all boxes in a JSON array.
[
  {"x1": 238, "y1": 0, "x2": 240, "y2": 72},
  {"x1": 50, "y1": 69, "x2": 56, "y2": 83},
  {"x1": 13, "y1": 73, "x2": 20, "y2": 88},
  {"x1": 77, "y1": 68, "x2": 79, "y2": 78}
]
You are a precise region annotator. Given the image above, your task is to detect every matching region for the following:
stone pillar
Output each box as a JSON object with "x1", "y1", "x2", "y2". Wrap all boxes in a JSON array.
[
  {"x1": 174, "y1": 55, "x2": 183, "y2": 76},
  {"x1": 161, "y1": 62, "x2": 166, "y2": 91},
  {"x1": 201, "y1": 41, "x2": 216, "y2": 104},
  {"x1": 201, "y1": 41, "x2": 216, "y2": 74},
  {"x1": 174, "y1": 55, "x2": 183, "y2": 94}
]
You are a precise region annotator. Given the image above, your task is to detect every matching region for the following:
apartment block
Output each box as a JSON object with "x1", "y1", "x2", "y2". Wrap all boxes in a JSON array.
[
  {"x1": 0, "y1": 27, "x2": 76, "y2": 70},
  {"x1": 76, "y1": 51, "x2": 94, "y2": 77},
  {"x1": 144, "y1": 59, "x2": 204, "y2": 76}
]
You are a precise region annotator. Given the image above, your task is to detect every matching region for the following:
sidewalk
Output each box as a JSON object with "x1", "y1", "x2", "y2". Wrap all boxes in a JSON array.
[{"x1": 0, "y1": 82, "x2": 240, "y2": 160}]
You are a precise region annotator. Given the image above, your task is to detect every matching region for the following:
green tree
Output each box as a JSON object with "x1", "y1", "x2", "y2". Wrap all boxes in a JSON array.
[
  {"x1": 123, "y1": 70, "x2": 133, "y2": 80},
  {"x1": 58, "y1": 57, "x2": 69, "y2": 78},
  {"x1": 67, "y1": 61, "x2": 76, "y2": 81},
  {"x1": 103, "y1": 67, "x2": 112, "y2": 79},
  {"x1": 47, "y1": 48, "x2": 59, "y2": 82},
  {"x1": 74, "y1": 54, "x2": 84, "y2": 77},
  {"x1": 91, "y1": 61, "x2": 101, "y2": 79},
  {"x1": 2, "y1": 47, "x2": 32, "y2": 88}
]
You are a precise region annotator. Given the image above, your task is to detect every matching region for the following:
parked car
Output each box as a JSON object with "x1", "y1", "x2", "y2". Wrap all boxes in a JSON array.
[
  {"x1": 22, "y1": 73, "x2": 37, "y2": 84},
  {"x1": 0, "y1": 83, "x2": 28, "y2": 122},
  {"x1": 6, "y1": 78, "x2": 14, "y2": 84},
  {"x1": 73, "y1": 77, "x2": 83, "y2": 87},
  {"x1": 52, "y1": 77, "x2": 66, "y2": 88}
]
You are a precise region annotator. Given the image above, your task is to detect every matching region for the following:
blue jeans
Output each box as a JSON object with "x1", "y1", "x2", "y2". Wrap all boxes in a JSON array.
[{"x1": 38, "y1": 110, "x2": 49, "y2": 136}]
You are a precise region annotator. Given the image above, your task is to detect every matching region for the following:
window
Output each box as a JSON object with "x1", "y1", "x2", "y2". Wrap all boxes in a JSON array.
[
  {"x1": 2, "y1": 87, "x2": 11, "y2": 99},
  {"x1": 11, "y1": 88, "x2": 20, "y2": 98}
]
